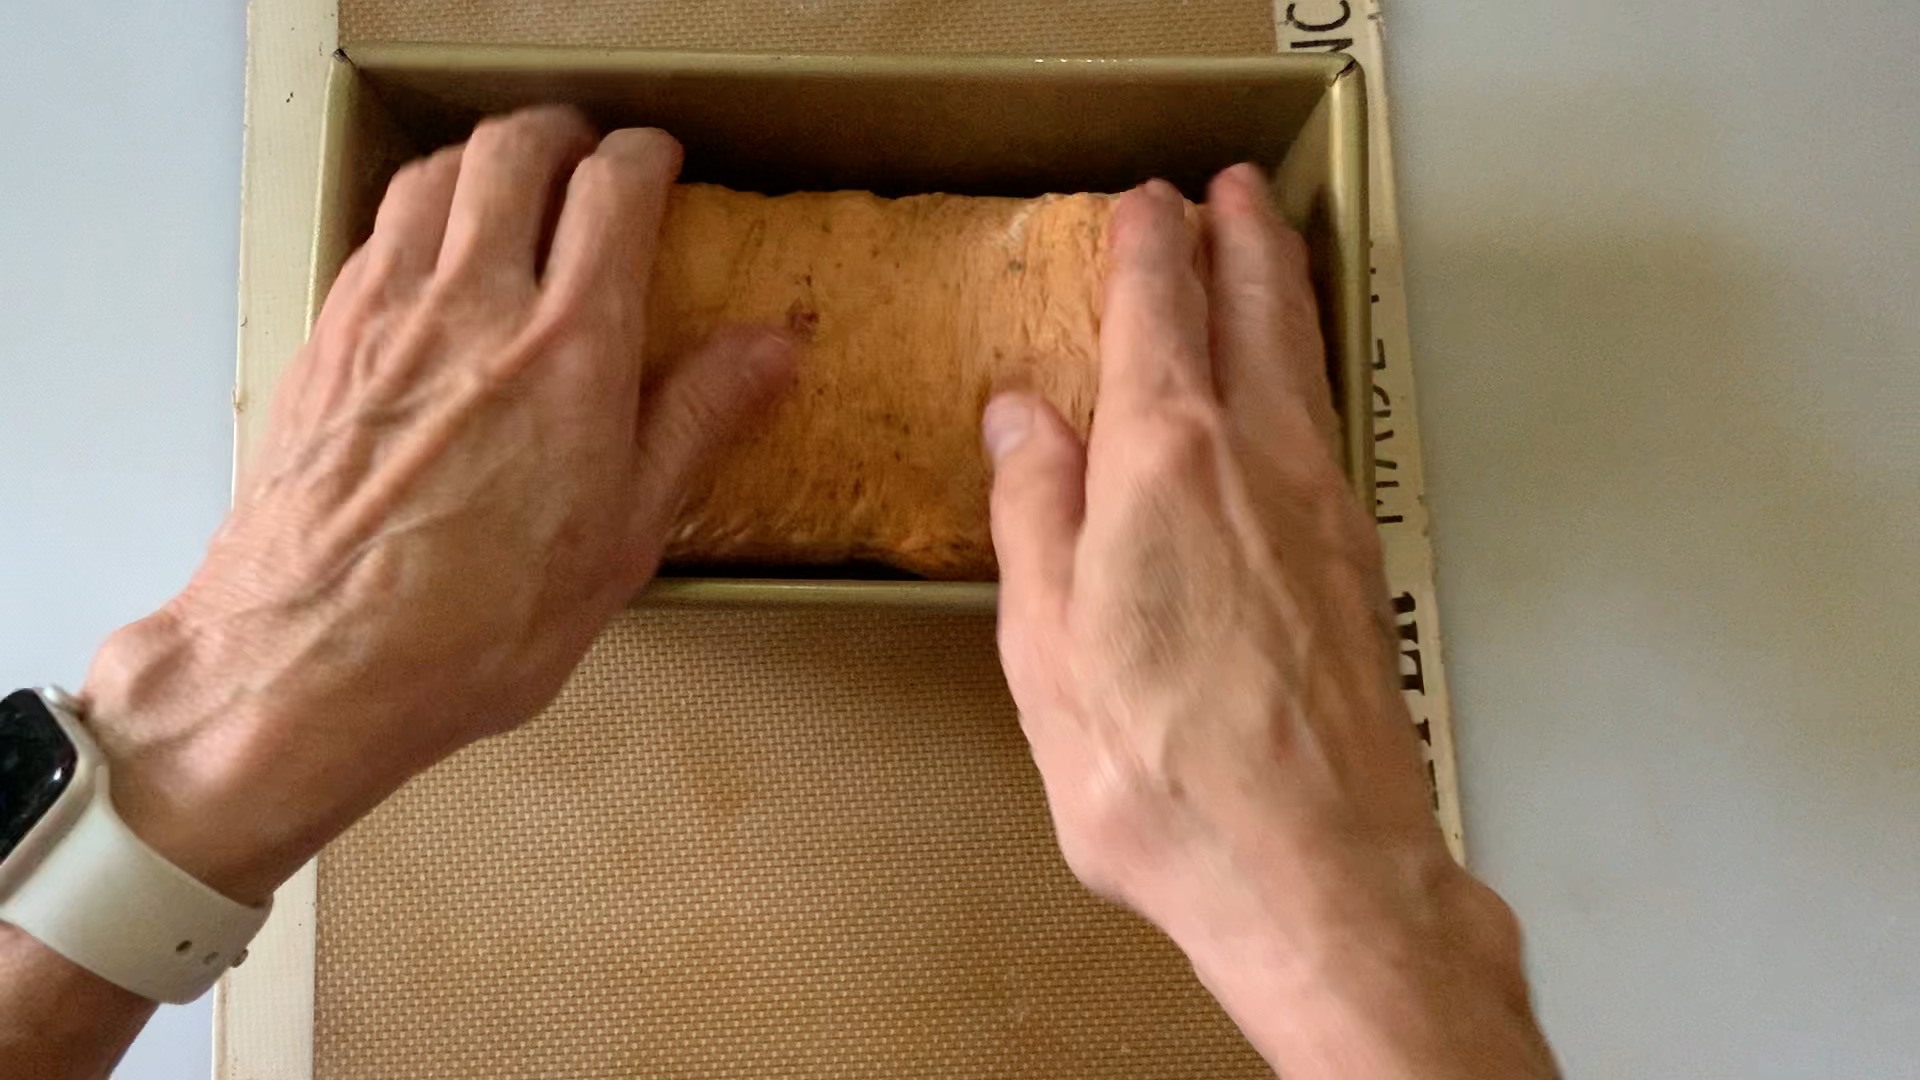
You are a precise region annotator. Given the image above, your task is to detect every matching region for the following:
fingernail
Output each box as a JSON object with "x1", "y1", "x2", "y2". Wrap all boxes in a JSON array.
[
  {"x1": 1225, "y1": 162, "x2": 1265, "y2": 188},
  {"x1": 1141, "y1": 178, "x2": 1182, "y2": 205},
  {"x1": 982, "y1": 395, "x2": 1033, "y2": 465}
]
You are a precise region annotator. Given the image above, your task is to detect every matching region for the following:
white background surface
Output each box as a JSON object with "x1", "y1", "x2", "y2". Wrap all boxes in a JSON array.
[
  {"x1": 1, "y1": 2, "x2": 243, "y2": 1075},
  {"x1": 1, "y1": 1, "x2": 1914, "y2": 1077}
]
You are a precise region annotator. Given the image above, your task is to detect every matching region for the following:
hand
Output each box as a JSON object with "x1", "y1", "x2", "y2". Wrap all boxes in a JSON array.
[
  {"x1": 983, "y1": 168, "x2": 1555, "y2": 1077},
  {"x1": 77, "y1": 107, "x2": 795, "y2": 905}
]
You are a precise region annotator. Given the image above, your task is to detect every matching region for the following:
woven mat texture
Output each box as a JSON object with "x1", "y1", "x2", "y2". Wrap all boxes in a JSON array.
[
  {"x1": 340, "y1": 0, "x2": 1274, "y2": 54},
  {"x1": 316, "y1": 609, "x2": 1270, "y2": 1077}
]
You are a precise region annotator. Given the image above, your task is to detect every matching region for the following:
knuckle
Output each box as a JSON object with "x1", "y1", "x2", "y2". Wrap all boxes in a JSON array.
[
  {"x1": 354, "y1": 241, "x2": 407, "y2": 288},
  {"x1": 383, "y1": 157, "x2": 434, "y2": 200},
  {"x1": 312, "y1": 249, "x2": 388, "y2": 335},
  {"x1": 1050, "y1": 766, "x2": 1188, "y2": 903},
  {"x1": 412, "y1": 145, "x2": 464, "y2": 189},
  {"x1": 413, "y1": 273, "x2": 486, "y2": 324},
  {"x1": 415, "y1": 273, "x2": 467, "y2": 314},
  {"x1": 1272, "y1": 222, "x2": 1311, "y2": 270},
  {"x1": 569, "y1": 152, "x2": 623, "y2": 194},
  {"x1": 996, "y1": 622, "x2": 1067, "y2": 701},
  {"x1": 990, "y1": 471, "x2": 1066, "y2": 535},
  {"x1": 540, "y1": 267, "x2": 628, "y2": 328},
  {"x1": 427, "y1": 230, "x2": 538, "y2": 302},
  {"x1": 1104, "y1": 262, "x2": 1156, "y2": 293},
  {"x1": 560, "y1": 155, "x2": 634, "y2": 223},
  {"x1": 466, "y1": 114, "x2": 523, "y2": 156},
  {"x1": 468, "y1": 107, "x2": 574, "y2": 159},
  {"x1": 599, "y1": 126, "x2": 680, "y2": 166},
  {"x1": 319, "y1": 244, "x2": 372, "y2": 301}
]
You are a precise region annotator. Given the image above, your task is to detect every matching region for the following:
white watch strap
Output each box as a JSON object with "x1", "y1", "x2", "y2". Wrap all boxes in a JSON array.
[{"x1": 0, "y1": 774, "x2": 273, "y2": 1004}]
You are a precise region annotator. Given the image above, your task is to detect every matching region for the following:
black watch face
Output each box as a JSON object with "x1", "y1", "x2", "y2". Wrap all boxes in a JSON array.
[{"x1": 1, "y1": 690, "x2": 79, "y2": 861}]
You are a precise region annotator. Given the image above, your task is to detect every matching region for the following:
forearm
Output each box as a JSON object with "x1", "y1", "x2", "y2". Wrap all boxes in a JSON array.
[
  {"x1": 0, "y1": 112, "x2": 792, "y2": 1080},
  {"x1": 0, "y1": 925, "x2": 157, "y2": 1080},
  {"x1": 1156, "y1": 851, "x2": 1558, "y2": 1079},
  {"x1": 0, "y1": 619, "x2": 340, "y2": 1078}
]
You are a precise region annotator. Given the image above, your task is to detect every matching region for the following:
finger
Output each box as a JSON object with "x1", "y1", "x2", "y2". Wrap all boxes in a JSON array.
[
  {"x1": 985, "y1": 392, "x2": 1087, "y2": 626},
  {"x1": 309, "y1": 243, "x2": 375, "y2": 344},
  {"x1": 544, "y1": 128, "x2": 683, "y2": 310},
  {"x1": 1205, "y1": 163, "x2": 1336, "y2": 445},
  {"x1": 1097, "y1": 180, "x2": 1214, "y2": 421},
  {"x1": 439, "y1": 106, "x2": 598, "y2": 281},
  {"x1": 628, "y1": 327, "x2": 798, "y2": 538},
  {"x1": 365, "y1": 144, "x2": 463, "y2": 285}
]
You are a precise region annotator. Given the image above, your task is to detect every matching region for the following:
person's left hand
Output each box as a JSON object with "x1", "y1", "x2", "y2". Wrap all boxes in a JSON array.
[{"x1": 78, "y1": 106, "x2": 796, "y2": 904}]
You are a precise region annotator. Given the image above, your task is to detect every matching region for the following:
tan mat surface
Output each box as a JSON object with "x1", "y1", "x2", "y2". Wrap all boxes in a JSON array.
[
  {"x1": 339, "y1": 0, "x2": 1275, "y2": 54},
  {"x1": 316, "y1": 608, "x2": 1266, "y2": 1077}
]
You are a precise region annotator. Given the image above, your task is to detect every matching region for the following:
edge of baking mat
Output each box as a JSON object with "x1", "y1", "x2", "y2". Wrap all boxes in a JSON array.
[
  {"x1": 1273, "y1": 0, "x2": 1466, "y2": 860},
  {"x1": 220, "y1": 2, "x2": 333, "y2": 1077}
]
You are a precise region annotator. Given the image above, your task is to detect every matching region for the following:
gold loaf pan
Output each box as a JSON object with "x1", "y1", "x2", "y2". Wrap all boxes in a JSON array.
[{"x1": 310, "y1": 44, "x2": 1370, "y2": 608}]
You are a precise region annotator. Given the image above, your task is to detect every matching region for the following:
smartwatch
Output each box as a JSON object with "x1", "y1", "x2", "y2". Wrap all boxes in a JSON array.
[{"x1": 0, "y1": 687, "x2": 271, "y2": 1003}]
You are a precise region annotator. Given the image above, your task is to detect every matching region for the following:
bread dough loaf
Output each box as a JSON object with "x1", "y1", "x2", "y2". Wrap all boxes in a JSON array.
[{"x1": 648, "y1": 184, "x2": 1113, "y2": 580}]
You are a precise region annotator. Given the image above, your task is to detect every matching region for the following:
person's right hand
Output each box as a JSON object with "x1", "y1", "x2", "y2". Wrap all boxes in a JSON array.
[{"x1": 982, "y1": 167, "x2": 1557, "y2": 1078}]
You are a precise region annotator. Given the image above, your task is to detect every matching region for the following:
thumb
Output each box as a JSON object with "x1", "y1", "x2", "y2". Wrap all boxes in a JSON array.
[
  {"x1": 630, "y1": 325, "x2": 797, "y2": 538},
  {"x1": 985, "y1": 392, "x2": 1086, "y2": 625}
]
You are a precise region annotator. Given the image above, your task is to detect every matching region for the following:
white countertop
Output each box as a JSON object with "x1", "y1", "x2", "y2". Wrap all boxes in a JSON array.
[{"x1": 1, "y1": 2, "x2": 1914, "y2": 1076}]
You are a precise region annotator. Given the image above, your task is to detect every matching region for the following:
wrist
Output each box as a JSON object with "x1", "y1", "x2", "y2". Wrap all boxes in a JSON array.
[
  {"x1": 1146, "y1": 838, "x2": 1553, "y2": 1078},
  {"x1": 78, "y1": 606, "x2": 337, "y2": 906}
]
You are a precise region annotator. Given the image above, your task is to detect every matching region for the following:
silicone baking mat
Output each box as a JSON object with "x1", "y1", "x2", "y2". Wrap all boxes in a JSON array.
[{"x1": 224, "y1": 2, "x2": 1460, "y2": 1075}]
